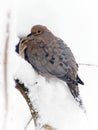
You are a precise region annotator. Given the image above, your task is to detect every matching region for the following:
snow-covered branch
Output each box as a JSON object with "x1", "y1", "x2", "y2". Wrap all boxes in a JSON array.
[
  {"x1": 15, "y1": 80, "x2": 56, "y2": 130},
  {"x1": 15, "y1": 80, "x2": 37, "y2": 123},
  {"x1": 14, "y1": 56, "x2": 88, "y2": 130}
]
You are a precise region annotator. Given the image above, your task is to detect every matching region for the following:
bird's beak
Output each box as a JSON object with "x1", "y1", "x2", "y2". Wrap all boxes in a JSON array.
[{"x1": 27, "y1": 33, "x2": 32, "y2": 37}]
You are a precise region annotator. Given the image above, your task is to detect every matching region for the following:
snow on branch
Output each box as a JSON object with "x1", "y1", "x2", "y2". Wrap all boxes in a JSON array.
[
  {"x1": 14, "y1": 56, "x2": 88, "y2": 130},
  {"x1": 15, "y1": 80, "x2": 56, "y2": 130}
]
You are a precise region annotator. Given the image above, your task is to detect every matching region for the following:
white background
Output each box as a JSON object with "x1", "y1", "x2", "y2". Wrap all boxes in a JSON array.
[{"x1": 0, "y1": 0, "x2": 98, "y2": 130}]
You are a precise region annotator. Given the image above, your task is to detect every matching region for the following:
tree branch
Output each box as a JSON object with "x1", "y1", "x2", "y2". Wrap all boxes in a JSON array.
[
  {"x1": 15, "y1": 80, "x2": 38, "y2": 126},
  {"x1": 4, "y1": 11, "x2": 10, "y2": 113},
  {"x1": 3, "y1": 11, "x2": 10, "y2": 130},
  {"x1": 79, "y1": 63, "x2": 98, "y2": 67},
  {"x1": 15, "y1": 80, "x2": 56, "y2": 130}
]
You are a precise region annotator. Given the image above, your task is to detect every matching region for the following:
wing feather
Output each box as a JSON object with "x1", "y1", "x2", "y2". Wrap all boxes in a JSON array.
[{"x1": 26, "y1": 37, "x2": 78, "y2": 83}]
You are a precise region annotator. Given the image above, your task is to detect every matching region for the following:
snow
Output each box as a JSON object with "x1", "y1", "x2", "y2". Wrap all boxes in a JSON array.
[
  {"x1": 0, "y1": 0, "x2": 98, "y2": 130},
  {"x1": 14, "y1": 58, "x2": 88, "y2": 130}
]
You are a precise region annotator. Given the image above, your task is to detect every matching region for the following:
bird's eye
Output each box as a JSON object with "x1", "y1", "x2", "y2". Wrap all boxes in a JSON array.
[{"x1": 38, "y1": 30, "x2": 41, "y2": 33}]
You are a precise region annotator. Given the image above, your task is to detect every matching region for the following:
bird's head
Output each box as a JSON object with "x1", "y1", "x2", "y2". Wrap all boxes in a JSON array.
[{"x1": 30, "y1": 25, "x2": 48, "y2": 36}]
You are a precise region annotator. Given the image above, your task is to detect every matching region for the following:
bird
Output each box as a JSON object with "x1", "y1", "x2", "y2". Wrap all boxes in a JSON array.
[{"x1": 18, "y1": 25, "x2": 84, "y2": 107}]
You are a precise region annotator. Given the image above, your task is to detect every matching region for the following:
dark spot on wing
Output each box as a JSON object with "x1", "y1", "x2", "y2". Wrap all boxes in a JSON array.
[
  {"x1": 59, "y1": 63, "x2": 63, "y2": 66},
  {"x1": 45, "y1": 53, "x2": 49, "y2": 57},
  {"x1": 49, "y1": 57, "x2": 55, "y2": 64},
  {"x1": 49, "y1": 60, "x2": 54, "y2": 64},
  {"x1": 59, "y1": 56, "x2": 63, "y2": 60}
]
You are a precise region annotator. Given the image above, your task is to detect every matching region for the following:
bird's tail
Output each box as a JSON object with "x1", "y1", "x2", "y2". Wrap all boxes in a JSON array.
[
  {"x1": 77, "y1": 75, "x2": 84, "y2": 85},
  {"x1": 67, "y1": 83, "x2": 86, "y2": 113}
]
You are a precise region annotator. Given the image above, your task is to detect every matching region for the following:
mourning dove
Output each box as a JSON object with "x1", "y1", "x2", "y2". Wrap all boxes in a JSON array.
[{"x1": 18, "y1": 25, "x2": 84, "y2": 106}]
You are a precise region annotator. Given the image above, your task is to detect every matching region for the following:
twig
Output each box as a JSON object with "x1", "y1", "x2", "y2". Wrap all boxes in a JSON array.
[
  {"x1": 3, "y1": 11, "x2": 10, "y2": 130},
  {"x1": 15, "y1": 80, "x2": 38, "y2": 126},
  {"x1": 79, "y1": 63, "x2": 98, "y2": 67},
  {"x1": 25, "y1": 117, "x2": 32, "y2": 130},
  {"x1": 4, "y1": 10, "x2": 10, "y2": 112}
]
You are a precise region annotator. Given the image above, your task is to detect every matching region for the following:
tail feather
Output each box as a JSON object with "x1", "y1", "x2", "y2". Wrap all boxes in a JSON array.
[
  {"x1": 58, "y1": 74, "x2": 84, "y2": 86},
  {"x1": 67, "y1": 83, "x2": 82, "y2": 105},
  {"x1": 67, "y1": 83, "x2": 86, "y2": 113},
  {"x1": 77, "y1": 75, "x2": 84, "y2": 85}
]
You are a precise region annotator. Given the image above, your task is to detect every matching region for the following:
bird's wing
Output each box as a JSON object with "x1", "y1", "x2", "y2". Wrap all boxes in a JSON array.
[{"x1": 25, "y1": 37, "x2": 78, "y2": 84}]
